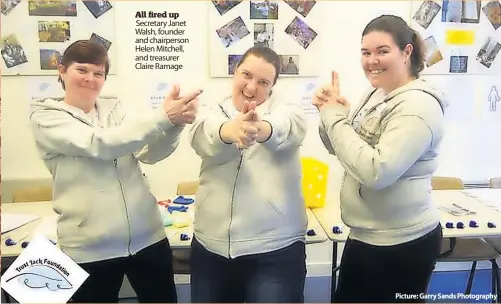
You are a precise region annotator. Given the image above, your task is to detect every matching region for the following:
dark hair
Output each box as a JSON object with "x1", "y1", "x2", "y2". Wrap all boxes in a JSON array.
[
  {"x1": 58, "y1": 39, "x2": 110, "y2": 90},
  {"x1": 236, "y1": 46, "x2": 281, "y2": 84},
  {"x1": 362, "y1": 15, "x2": 425, "y2": 77}
]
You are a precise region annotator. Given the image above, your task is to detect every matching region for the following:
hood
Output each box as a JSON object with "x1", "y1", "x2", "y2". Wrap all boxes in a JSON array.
[
  {"x1": 385, "y1": 78, "x2": 449, "y2": 114},
  {"x1": 30, "y1": 96, "x2": 120, "y2": 120}
]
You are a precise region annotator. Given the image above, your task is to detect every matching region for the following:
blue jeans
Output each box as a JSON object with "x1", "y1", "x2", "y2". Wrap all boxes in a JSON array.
[{"x1": 190, "y1": 238, "x2": 307, "y2": 303}]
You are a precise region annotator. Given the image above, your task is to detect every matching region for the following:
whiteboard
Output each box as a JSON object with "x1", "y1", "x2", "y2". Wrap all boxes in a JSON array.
[
  {"x1": 1, "y1": 0, "x2": 117, "y2": 76},
  {"x1": 207, "y1": 0, "x2": 323, "y2": 78}
]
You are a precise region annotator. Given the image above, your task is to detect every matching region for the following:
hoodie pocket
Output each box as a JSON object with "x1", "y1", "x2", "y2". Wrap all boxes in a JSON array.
[
  {"x1": 266, "y1": 196, "x2": 285, "y2": 217},
  {"x1": 195, "y1": 186, "x2": 212, "y2": 212}
]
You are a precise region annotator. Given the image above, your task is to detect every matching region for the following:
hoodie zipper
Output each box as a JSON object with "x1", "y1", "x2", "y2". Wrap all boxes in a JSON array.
[
  {"x1": 220, "y1": 104, "x2": 241, "y2": 259},
  {"x1": 114, "y1": 159, "x2": 132, "y2": 256}
]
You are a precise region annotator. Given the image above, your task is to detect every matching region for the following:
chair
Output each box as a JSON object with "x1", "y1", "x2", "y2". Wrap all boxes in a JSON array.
[
  {"x1": 12, "y1": 187, "x2": 52, "y2": 202},
  {"x1": 433, "y1": 177, "x2": 500, "y2": 299},
  {"x1": 172, "y1": 181, "x2": 199, "y2": 275},
  {"x1": 431, "y1": 176, "x2": 464, "y2": 190},
  {"x1": 490, "y1": 178, "x2": 501, "y2": 189},
  {"x1": 176, "y1": 181, "x2": 199, "y2": 195},
  {"x1": 301, "y1": 157, "x2": 329, "y2": 209}
]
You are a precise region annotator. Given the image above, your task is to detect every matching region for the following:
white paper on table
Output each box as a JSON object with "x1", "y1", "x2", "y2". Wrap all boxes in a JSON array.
[
  {"x1": 1, "y1": 213, "x2": 41, "y2": 234},
  {"x1": 462, "y1": 189, "x2": 501, "y2": 211},
  {"x1": 32, "y1": 215, "x2": 58, "y2": 238}
]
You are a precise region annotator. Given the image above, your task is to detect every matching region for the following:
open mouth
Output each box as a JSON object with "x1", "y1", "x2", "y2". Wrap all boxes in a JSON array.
[
  {"x1": 370, "y1": 69, "x2": 385, "y2": 75},
  {"x1": 242, "y1": 92, "x2": 254, "y2": 100}
]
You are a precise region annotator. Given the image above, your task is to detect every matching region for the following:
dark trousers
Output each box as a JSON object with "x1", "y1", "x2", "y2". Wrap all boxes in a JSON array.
[
  {"x1": 190, "y1": 238, "x2": 307, "y2": 303},
  {"x1": 334, "y1": 224, "x2": 443, "y2": 303},
  {"x1": 70, "y1": 238, "x2": 177, "y2": 303}
]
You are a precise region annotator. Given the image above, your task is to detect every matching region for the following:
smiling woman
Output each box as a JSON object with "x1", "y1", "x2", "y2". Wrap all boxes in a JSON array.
[
  {"x1": 28, "y1": 39, "x2": 203, "y2": 303},
  {"x1": 313, "y1": 15, "x2": 446, "y2": 303}
]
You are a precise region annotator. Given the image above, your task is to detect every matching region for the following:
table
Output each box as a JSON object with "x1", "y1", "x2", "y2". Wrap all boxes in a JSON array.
[
  {"x1": 311, "y1": 189, "x2": 501, "y2": 302},
  {"x1": 1, "y1": 200, "x2": 327, "y2": 258}
]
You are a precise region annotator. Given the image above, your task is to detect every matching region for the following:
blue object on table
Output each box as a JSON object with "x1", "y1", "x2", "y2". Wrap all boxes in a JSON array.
[
  {"x1": 469, "y1": 220, "x2": 478, "y2": 228},
  {"x1": 180, "y1": 233, "x2": 190, "y2": 241},
  {"x1": 332, "y1": 226, "x2": 342, "y2": 234},
  {"x1": 445, "y1": 222, "x2": 454, "y2": 228},
  {"x1": 306, "y1": 229, "x2": 316, "y2": 236},
  {"x1": 173, "y1": 196, "x2": 194, "y2": 205},
  {"x1": 167, "y1": 205, "x2": 188, "y2": 213},
  {"x1": 488, "y1": 222, "x2": 496, "y2": 228},
  {"x1": 456, "y1": 222, "x2": 464, "y2": 229},
  {"x1": 5, "y1": 238, "x2": 16, "y2": 246},
  {"x1": 21, "y1": 241, "x2": 29, "y2": 248}
]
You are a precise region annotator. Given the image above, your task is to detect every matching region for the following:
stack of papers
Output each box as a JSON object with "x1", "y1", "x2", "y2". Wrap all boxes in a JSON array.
[{"x1": 462, "y1": 189, "x2": 501, "y2": 211}]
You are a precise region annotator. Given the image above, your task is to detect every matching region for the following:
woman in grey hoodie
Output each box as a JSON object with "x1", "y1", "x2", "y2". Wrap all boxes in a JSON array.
[
  {"x1": 314, "y1": 15, "x2": 445, "y2": 302},
  {"x1": 29, "y1": 40, "x2": 201, "y2": 303}
]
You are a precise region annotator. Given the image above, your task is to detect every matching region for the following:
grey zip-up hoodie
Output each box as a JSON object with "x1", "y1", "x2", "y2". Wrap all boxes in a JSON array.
[
  {"x1": 189, "y1": 96, "x2": 308, "y2": 258},
  {"x1": 319, "y1": 78, "x2": 448, "y2": 245},
  {"x1": 30, "y1": 97, "x2": 183, "y2": 263}
]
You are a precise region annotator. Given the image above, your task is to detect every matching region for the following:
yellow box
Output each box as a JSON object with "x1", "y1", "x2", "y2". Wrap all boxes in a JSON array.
[{"x1": 301, "y1": 157, "x2": 329, "y2": 209}]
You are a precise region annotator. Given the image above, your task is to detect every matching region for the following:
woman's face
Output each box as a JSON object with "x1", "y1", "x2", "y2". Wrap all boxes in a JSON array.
[
  {"x1": 232, "y1": 54, "x2": 276, "y2": 110},
  {"x1": 361, "y1": 31, "x2": 412, "y2": 93},
  {"x1": 59, "y1": 62, "x2": 106, "y2": 102}
]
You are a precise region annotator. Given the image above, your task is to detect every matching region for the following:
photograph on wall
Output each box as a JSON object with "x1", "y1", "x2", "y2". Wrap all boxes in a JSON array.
[
  {"x1": 228, "y1": 54, "x2": 243, "y2": 74},
  {"x1": 254, "y1": 23, "x2": 274, "y2": 49},
  {"x1": 83, "y1": 0, "x2": 112, "y2": 19},
  {"x1": 90, "y1": 33, "x2": 111, "y2": 50},
  {"x1": 216, "y1": 16, "x2": 250, "y2": 48},
  {"x1": 483, "y1": 0, "x2": 501, "y2": 30},
  {"x1": 284, "y1": 16, "x2": 317, "y2": 49},
  {"x1": 39, "y1": 49, "x2": 62, "y2": 70},
  {"x1": 284, "y1": 0, "x2": 316, "y2": 18},
  {"x1": 211, "y1": 0, "x2": 243, "y2": 15},
  {"x1": 0, "y1": 34, "x2": 28, "y2": 68},
  {"x1": 250, "y1": 1, "x2": 278, "y2": 20},
  {"x1": 449, "y1": 55, "x2": 468, "y2": 73},
  {"x1": 441, "y1": 0, "x2": 481, "y2": 23},
  {"x1": 1, "y1": 0, "x2": 21, "y2": 16},
  {"x1": 412, "y1": 0, "x2": 441, "y2": 29},
  {"x1": 28, "y1": 0, "x2": 77, "y2": 16},
  {"x1": 476, "y1": 36, "x2": 501, "y2": 68},
  {"x1": 424, "y1": 36, "x2": 443, "y2": 67},
  {"x1": 279, "y1": 55, "x2": 299, "y2": 75},
  {"x1": 38, "y1": 21, "x2": 71, "y2": 43}
]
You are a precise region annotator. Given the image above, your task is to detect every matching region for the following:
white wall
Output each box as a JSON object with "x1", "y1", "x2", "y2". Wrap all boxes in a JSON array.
[{"x1": 1, "y1": 1, "x2": 499, "y2": 276}]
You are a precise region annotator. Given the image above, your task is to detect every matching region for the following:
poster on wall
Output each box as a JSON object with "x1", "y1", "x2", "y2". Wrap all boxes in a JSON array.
[
  {"x1": 0, "y1": 0, "x2": 117, "y2": 76},
  {"x1": 410, "y1": 0, "x2": 501, "y2": 75},
  {"x1": 208, "y1": 0, "x2": 323, "y2": 78}
]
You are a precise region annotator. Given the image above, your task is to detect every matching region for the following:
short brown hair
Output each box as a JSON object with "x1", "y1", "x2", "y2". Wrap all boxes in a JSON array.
[{"x1": 58, "y1": 39, "x2": 110, "y2": 90}]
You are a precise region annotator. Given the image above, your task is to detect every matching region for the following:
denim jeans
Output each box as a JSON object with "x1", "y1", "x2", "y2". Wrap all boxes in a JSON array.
[{"x1": 190, "y1": 238, "x2": 307, "y2": 303}]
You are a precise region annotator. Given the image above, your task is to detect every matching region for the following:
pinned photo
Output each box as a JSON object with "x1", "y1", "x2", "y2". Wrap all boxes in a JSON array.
[
  {"x1": 482, "y1": 1, "x2": 501, "y2": 30},
  {"x1": 216, "y1": 16, "x2": 250, "y2": 48},
  {"x1": 40, "y1": 49, "x2": 62, "y2": 70},
  {"x1": 284, "y1": 0, "x2": 316, "y2": 18},
  {"x1": 254, "y1": 23, "x2": 274, "y2": 49},
  {"x1": 38, "y1": 21, "x2": 71, "y2": 43},
  {"x1": 228, "y1": 54, "x2": 243, "y2": 74},
  {"x1": 28, "y1": 0, "x2": 76, "y2": 16},
  {"x1": 476, "y1": 36, "x2": 501, "y2": 68},
  {"x1": 1, "y1": 0, "x2": 21, "y2": 16},
  {"x1": 0, "y1": 34, "x2": 28, "y2": 68},
  {"x1": 449, "y1": 55, "x2": 468, "y2": 73},
  {"x1": 83, "y1": 0, "x2": 112, "y2": 19},
  {"x1": 211, "y1": 0, "x2": 242, "y2": 15},
  {"x1": 279, "y1": 55, "x2": 299, "y2": 75},
  {"x1": 250, "y1": 1, "x2": 278, "y2": 20},
  {"x1": 424, "y1": 36, "x2": 443, "y2": 67},
  {"x1": 441, "y1": 0, "x2": 481, "y2": 23},
  {"x1": 90, "y1": 33, "x2": 112, "y2": 51},
  {"x1": 285, "y1": 17, "x2": 317, "y2": 49},
  {"x1": 413, "y1": 0, "x2": 441, "y2": 29}
]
